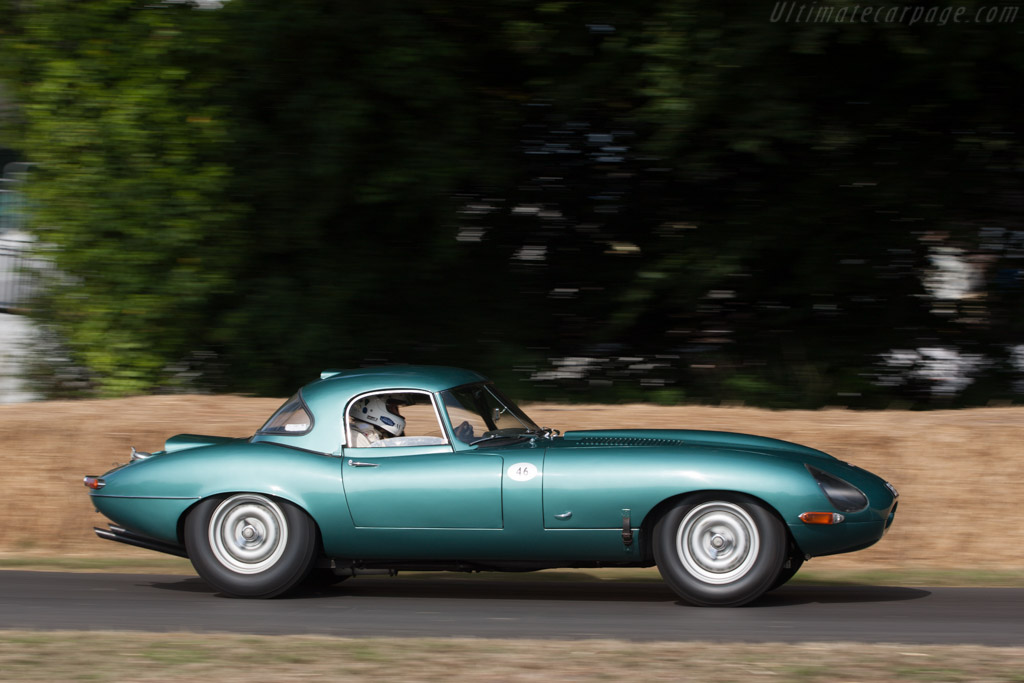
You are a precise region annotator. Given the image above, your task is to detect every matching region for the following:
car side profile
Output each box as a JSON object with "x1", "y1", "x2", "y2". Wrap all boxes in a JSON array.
[{"x1": 85, "y1": 365, "x2": 898, "y2": 606}]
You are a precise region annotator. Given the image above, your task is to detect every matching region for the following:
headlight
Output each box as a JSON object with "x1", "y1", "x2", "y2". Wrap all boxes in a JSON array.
[{"x1": 806, "y1": 465, "x2": 868, "y2": 513}]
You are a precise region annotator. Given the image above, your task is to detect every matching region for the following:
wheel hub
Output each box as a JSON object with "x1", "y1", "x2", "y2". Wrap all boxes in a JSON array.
[
  {"x1": 676, "y1": 501, "x2": 760, "y2": 584},
  {"x1": 239, "y1": 522, "x2": 260, "y2": 543},
  {"x1": 208, "y1": 494, "x2": 289, "y2": 574}
]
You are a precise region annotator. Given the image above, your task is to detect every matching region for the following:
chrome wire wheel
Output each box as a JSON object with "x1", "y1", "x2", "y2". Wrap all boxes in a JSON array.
[
  {"x1": 208, "y1": 494, "x2": 289, "y2": 574},
  {"x1": 676, "y1": 500, "x2": 760, "y2": 584}
]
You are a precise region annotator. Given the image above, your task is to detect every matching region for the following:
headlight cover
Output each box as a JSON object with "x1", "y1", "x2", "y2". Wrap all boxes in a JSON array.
[{"x1": 806, "y1": 465, "x2": 868, "y2": 513}]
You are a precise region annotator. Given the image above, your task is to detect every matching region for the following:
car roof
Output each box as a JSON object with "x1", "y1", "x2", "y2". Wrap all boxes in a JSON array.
[
  {"x1": 254, "y1": 365, "x2": 490, "y2": 453},
  {"x1": 304, "y1": 365, "x2": 488, "y2": 401}
]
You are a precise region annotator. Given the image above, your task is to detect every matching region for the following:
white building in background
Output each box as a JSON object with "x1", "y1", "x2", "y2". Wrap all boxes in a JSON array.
[
  {"x1": 0, "y1": 229, "x2": 38, "y2": 403},
  {"x1": 0, "y1": 239, "x2": 38, "y2": 401},
  {"x1": 0, "y1": 311, "x2": 37, "y2": 403},
  {"x1": 1, "y1": 160, "x2": 39, "y2": 403}
]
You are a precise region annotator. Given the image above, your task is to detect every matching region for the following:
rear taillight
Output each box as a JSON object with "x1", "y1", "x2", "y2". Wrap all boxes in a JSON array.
[{"x1": 83, "y1": 476, "x2": 105, "y2": 490}]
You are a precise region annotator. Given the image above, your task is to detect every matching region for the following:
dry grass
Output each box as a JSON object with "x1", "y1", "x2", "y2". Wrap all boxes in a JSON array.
[
  {"x1": 0, "y1": 394, "x2": 281, "y2": 554},
  {"x1": 1, "y1": 631, "x2": 1023, "y2": 681},
  {"x1": 2, "y1": 396, "x2": 1023, "y2": 571}
]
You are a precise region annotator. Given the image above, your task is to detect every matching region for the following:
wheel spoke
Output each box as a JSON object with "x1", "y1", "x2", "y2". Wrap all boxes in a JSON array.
[
  {"x1": 208, "y1": 494, "x2": 289, "y2": 574},
  {"x1": 676, "y1": 501, "x2": 760, "y2": 584}
]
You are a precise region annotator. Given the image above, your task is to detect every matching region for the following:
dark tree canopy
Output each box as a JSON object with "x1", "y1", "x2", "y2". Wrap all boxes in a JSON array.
[{"x1": 1, "y1": 0, "x2": 1022, "y2": 407}]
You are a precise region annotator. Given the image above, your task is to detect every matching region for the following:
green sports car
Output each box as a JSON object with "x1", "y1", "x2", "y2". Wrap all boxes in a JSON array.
[{"x1": 85, "y1": 365, "x2": 898, "y2": 606}]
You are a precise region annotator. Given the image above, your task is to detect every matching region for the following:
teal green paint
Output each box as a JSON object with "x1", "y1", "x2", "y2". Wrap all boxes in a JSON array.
[
  {"x1": 341, "y1": 449, "x2": 503, "y2": 530},
  {"x1": 87, "y1": 366, "x2": 897, "y2": 568},
  {"x1": 87, "y1": 495, "x2": 197, "y2": 545},
  {"x1": 164, "y1": 434, "x2": 240, "y2": 453}
]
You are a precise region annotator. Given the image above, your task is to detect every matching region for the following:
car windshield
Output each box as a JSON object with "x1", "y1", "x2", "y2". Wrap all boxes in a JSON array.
[
  {"x1": 440, "y1": 383, "x2": 540, "y2": 445},
  {"x1": 257, "y1": 393, "x2": 313, "y2": 435}
]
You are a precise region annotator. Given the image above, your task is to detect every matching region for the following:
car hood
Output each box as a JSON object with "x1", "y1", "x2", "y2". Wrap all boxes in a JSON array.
[{"x1": 556, "y1": 429, "x2": 836, "y2": 462}]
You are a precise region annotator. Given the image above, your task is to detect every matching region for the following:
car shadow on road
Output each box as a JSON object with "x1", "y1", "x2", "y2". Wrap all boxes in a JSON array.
[
  {"x1": 144, "y1": 576, "x2": 217, "y2": 594},
  {"x1": 146, "y1": 575, "x2": 930, "y2": 607},
  {"x1": 748, "y1": 584, "x2": 931, "y2": 607},
  {"x1": 147, "y1": 575, "x2": 678, "y2": 602},
  {"x1": 325, "y1": 578, "x2": 681, "y2": 602}
]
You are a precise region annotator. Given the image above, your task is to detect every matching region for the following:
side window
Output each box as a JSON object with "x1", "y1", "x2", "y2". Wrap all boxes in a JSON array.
[
  {"x1": 258, "y1": 393, "x2": 312, "y2": 435},
  {"x1": 441, "y1": 388, "x2": 490, "y2": 444},
  {"x1": 346, "y1": 391, "x2": 448, "y2": 448}
]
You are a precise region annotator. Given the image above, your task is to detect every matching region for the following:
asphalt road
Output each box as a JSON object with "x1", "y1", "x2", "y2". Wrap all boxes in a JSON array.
[{"x1": 1, "y1": 570, "x2": 1021, "y2": 645}]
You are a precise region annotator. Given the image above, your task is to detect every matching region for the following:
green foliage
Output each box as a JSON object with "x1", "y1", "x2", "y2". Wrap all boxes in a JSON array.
[
  {"x1": 1, "y1": 0, "x2": 1022, "y2": 406},
  {"x1": 3, "y1": 0, "x2": 239, "y2": 395}
]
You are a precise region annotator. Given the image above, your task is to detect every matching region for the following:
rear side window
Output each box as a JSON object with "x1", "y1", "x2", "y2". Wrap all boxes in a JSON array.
[{"x1": 258, "y1": 393, "x2": 313, "y2": 435}]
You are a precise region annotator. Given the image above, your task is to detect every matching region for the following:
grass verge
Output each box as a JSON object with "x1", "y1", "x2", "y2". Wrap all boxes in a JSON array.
[
  {"x1": 0, "y1": 631, "x2": 1022, "y2": 681},
  {"x1": 0, "y1": 554, "x2": 195, "y2": 574}
]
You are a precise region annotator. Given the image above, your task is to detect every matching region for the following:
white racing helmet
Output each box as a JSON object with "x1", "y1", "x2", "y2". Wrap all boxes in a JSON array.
[{"x1": 351, "y1": 395, "x2": 406, "y2": 436}]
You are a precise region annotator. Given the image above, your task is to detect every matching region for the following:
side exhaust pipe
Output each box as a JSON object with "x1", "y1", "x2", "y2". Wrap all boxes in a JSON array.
[{"x1": 94, "y1": 524, "x2": 189, "y2": 558}]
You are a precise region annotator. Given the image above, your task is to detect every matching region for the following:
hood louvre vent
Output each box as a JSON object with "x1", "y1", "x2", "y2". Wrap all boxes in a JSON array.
[{"x1": 575, "y1": 437, "x2": 680, "y2": 447}]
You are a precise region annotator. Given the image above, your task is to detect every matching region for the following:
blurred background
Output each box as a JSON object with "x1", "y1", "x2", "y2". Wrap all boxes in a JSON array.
[{"x1": 0, "y1": 0, "x2": 1021, "y2": 408}]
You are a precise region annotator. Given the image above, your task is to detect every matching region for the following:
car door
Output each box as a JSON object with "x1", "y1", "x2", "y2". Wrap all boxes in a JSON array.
[
  {"x1": 341, "y1": 389, "x2": 503, "y2": 529},
  {"x1": 342, "y1": 447, "x2": 504, "y2": 529}
]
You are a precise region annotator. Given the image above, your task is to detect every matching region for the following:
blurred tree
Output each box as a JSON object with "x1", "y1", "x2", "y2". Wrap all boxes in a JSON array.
[
  {"x1": 620, "y1": 2, "x2": 1024, "y2": 406},
  {"x1": 476, "y1": 1, "x2": 1024, "y2": 407},
  {"x1": 200, "y1": 0, "x2": 524, "y2": 391},
  {"x1": 0, "y1": 0, "x2": 1021, "y2": 406},
  {"x1": 0, "y1": 0, "x2": 240, "y2": 394}
]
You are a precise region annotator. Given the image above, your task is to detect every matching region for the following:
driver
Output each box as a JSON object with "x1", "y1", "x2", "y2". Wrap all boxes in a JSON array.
[{"x1": 349, "y1": 395, "x2": 406, "y2": 447}]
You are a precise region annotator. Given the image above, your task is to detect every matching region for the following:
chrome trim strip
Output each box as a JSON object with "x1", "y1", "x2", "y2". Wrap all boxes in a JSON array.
[
  {"x1": 352, "y1": 526, "x2": 506, "y2": 531},
  {"x1": 94, "y1": 525, "x2": 189, "y2": 558},
  {"x1": 542, "y1": 528, "x2": 629, "y2": 532}
]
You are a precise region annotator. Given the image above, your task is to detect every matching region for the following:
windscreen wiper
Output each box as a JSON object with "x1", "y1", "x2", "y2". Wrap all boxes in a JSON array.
[
  {"x1": 469, "y1": 428, "x2": 560, "y2": 446},
  {"x1": 468, "y1": 433, "x2": 531, "y2": 446}
]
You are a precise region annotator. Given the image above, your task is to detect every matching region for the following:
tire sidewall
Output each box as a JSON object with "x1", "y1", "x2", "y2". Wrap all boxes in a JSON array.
[
  {"x1": 185, "y1": 494, "x2": 317, "y2": 598},
  {"x1": 769, "y1": 548, "x2": 804, "y2": 591},
  {"x1": 653, "y1": 493, "x2": 786, "y2": 607}
]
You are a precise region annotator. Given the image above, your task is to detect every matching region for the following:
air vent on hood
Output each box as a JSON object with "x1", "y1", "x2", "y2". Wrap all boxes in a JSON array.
[{"x1": 575, "y1": 436, "x2": 681, "y2": 447}]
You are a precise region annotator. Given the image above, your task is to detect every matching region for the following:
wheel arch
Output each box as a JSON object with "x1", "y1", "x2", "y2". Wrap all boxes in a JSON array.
[
  {"x1": 175, "y1": 490, "x2": 328, "y2": 559},
  {"x1": 638, "y1": 489, "x2": 800, "y2": 562}
]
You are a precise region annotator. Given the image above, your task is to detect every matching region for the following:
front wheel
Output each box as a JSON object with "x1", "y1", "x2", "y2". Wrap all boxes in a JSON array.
[
  {"x1": 653, "y1": 494, "x2": 786, "y2": 607},
  {"x1": 185, "y1": 493, "x2": 317, "y2": 598}
]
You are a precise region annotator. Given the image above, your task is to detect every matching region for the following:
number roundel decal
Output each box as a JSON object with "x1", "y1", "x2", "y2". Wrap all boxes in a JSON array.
[{"x1": 507, "y1": 462, "x2": 539, "y2": 482}]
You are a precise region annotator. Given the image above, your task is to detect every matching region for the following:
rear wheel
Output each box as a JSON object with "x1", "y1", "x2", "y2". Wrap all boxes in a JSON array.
[
  {"x1": 185, "y1": 493, "x2": 317, "y2": 598},
  {"x1": 653, "y1": 494, "x2": 786, "y2": 607}
]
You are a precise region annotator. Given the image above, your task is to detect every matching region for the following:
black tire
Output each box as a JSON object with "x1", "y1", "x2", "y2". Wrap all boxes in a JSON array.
[
  {"x1": 653, "y1": 494, "x2": 787, "y2": 607},
  {"x1": 184, "y1": 493, "x2": 317, "y2": 598},
  {"x1": 769, "y1": 549, "x2": 805, "y2": 591}
]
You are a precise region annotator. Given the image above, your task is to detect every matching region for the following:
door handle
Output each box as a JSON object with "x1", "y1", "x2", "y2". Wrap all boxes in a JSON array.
[
  {"x1": 348, "y1": 461, "x2": 380, "y2": 468},
  {"x1": 554, "y1": 511, "x2": 572, "y2": 520}
]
